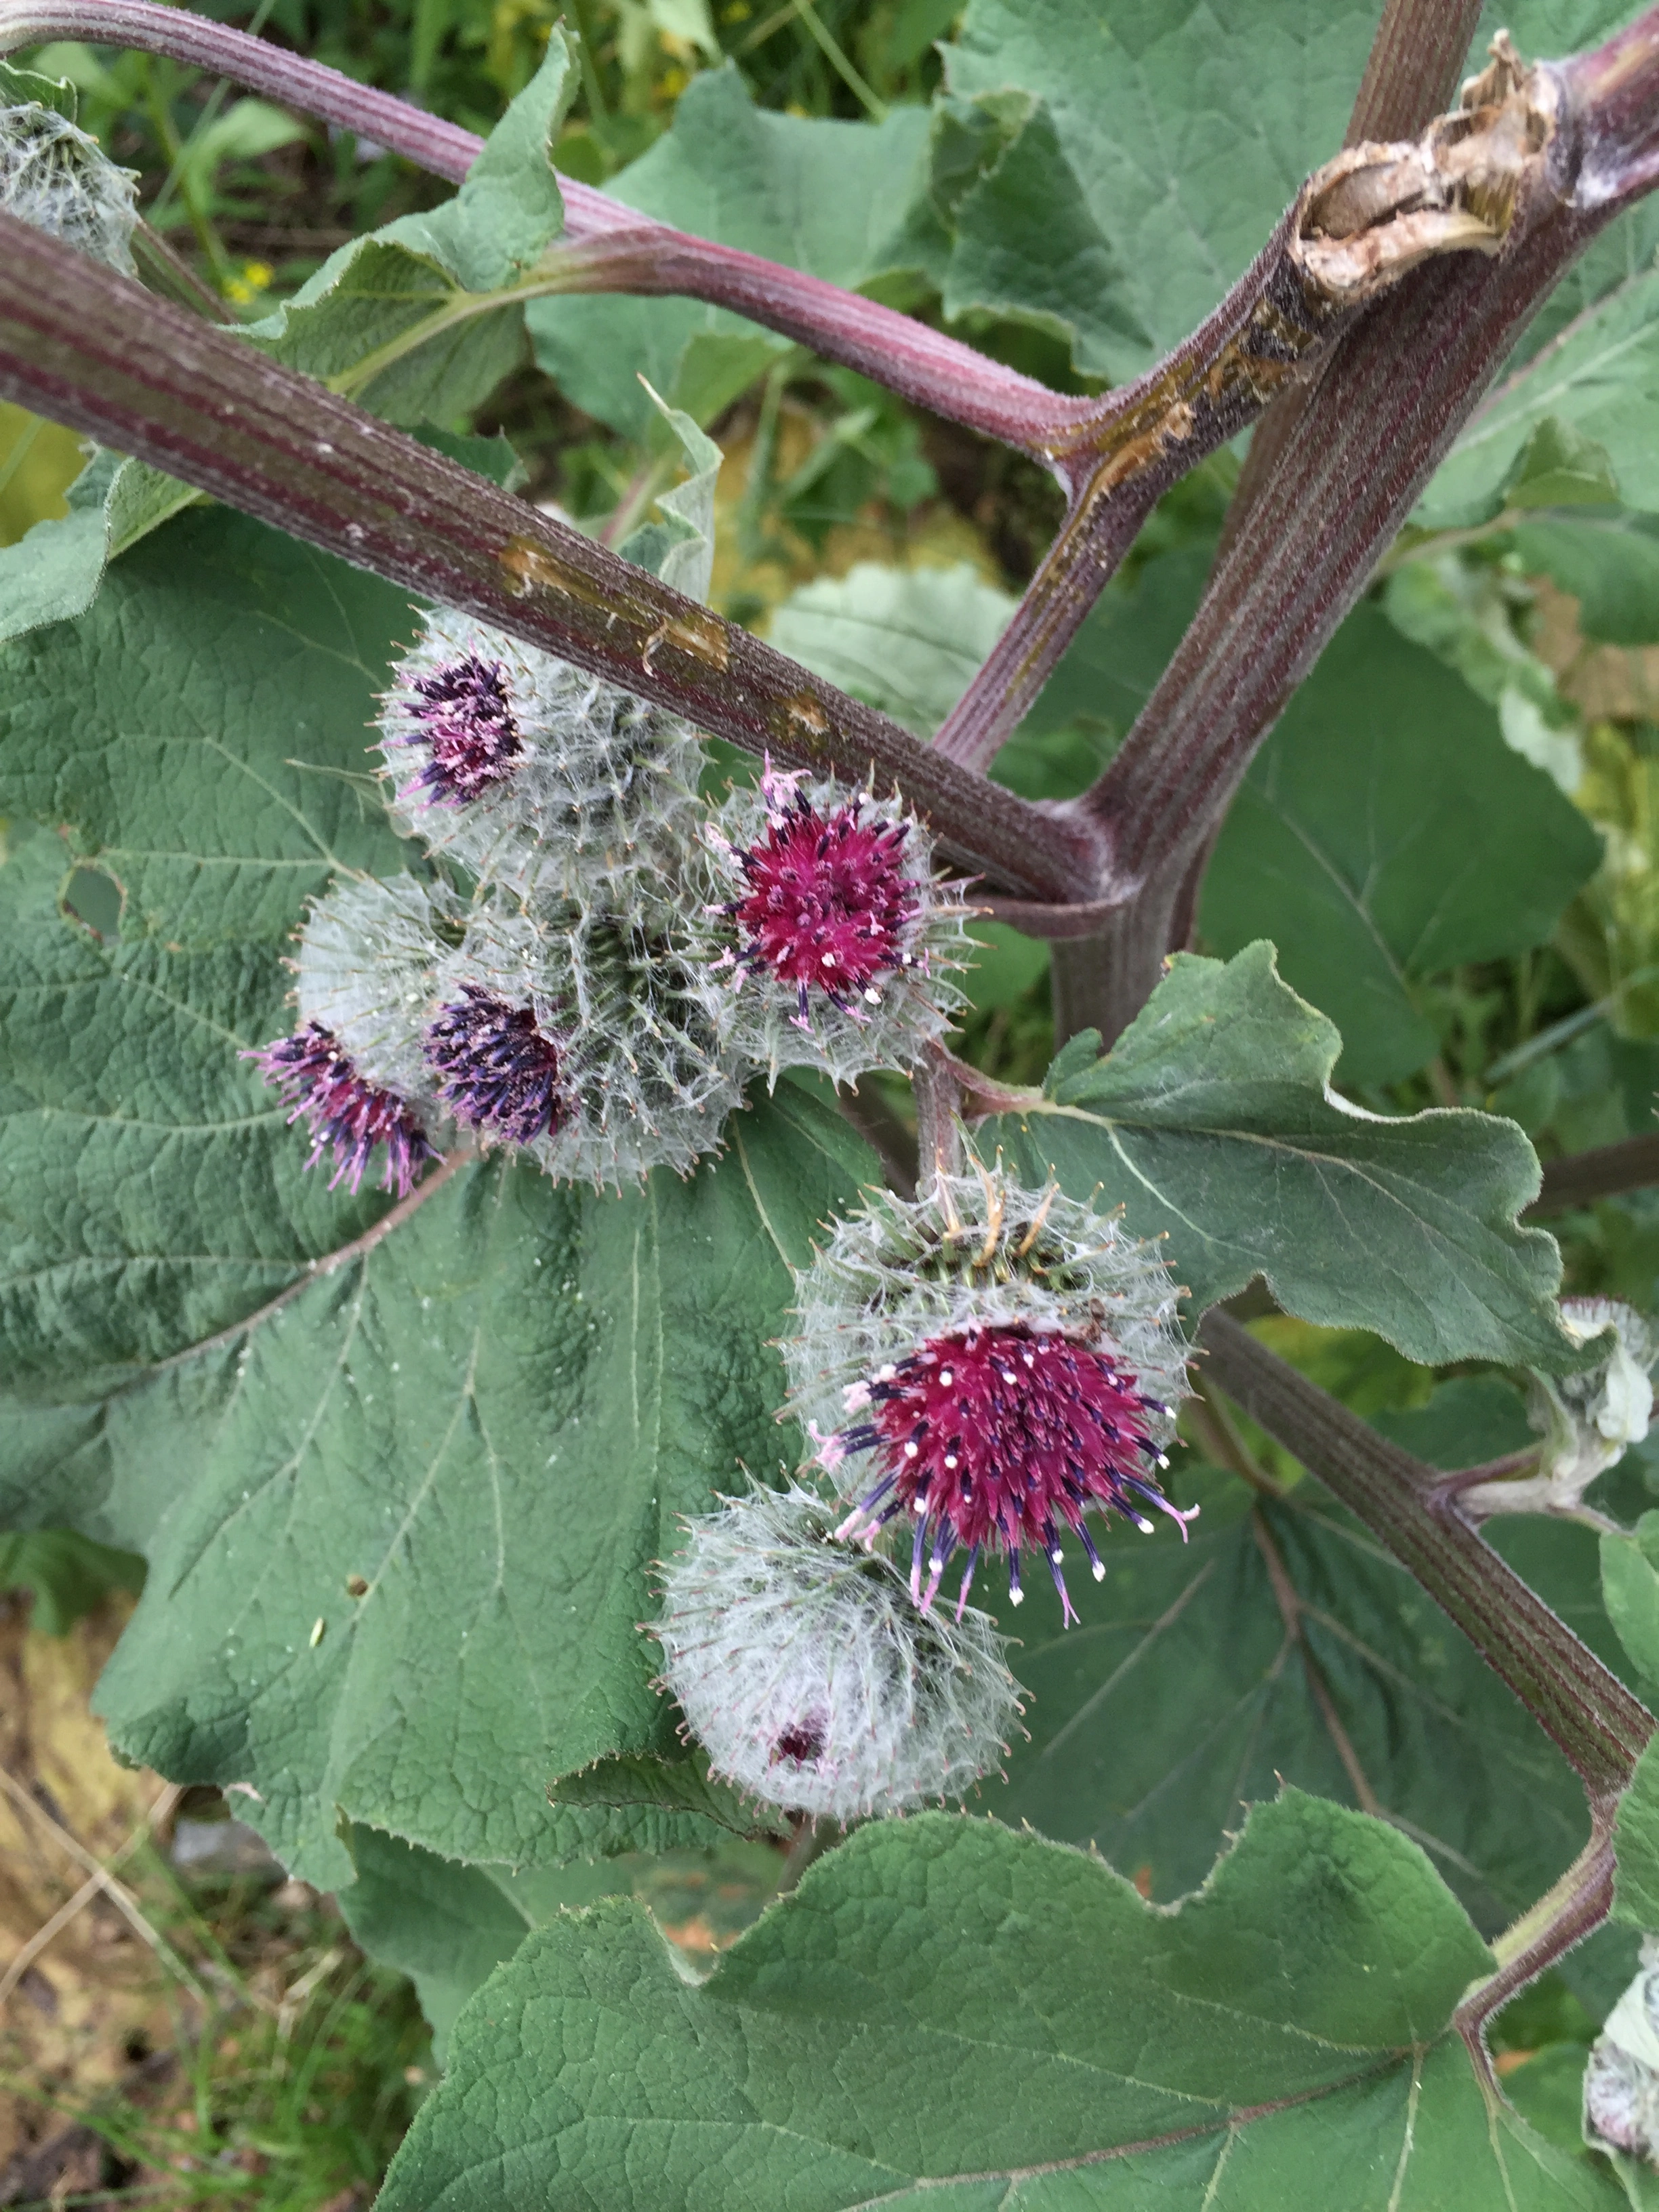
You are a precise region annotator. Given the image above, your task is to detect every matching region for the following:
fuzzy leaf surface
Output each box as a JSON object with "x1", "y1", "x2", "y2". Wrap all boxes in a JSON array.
[
  {"x1": 1421, "y1": 272, "x2": 1659, "y2": 529},
  {"x1": 988, "y1": 1445, "x2": 1635, "y2": 2009},
  {"x1": 1202, "y1": 605, "x2": 1601, "y2": 1084},
  {"x1": 765, "y1": 560, "x2": 1015, "y2": 737},
  {"x1": 85, "y1": 1084, "x2": 865, "y2": 1888},
  {"x1": 984, "y1": 943, "x2": 1574, "y2": 1366},
  {"x1": 378, "y1": 1798, "x2": 1620, "y2": 2212},
  {"x1": 939, "y1": 0, "x2": 1378, "y2": 376}
]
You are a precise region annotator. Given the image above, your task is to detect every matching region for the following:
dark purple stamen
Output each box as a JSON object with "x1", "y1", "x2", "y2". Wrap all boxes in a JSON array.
[
  {"x1": 245, "y1": 1022, "x2": 434, "y2": 1197},
  {"x1": 396, "y1": 653, "x2": 522, "y2": 804},
  {"x1": 424, "y1": 983, "x2": 565, "y2": 1145},
  {"x1": 830, "y1": 1320, "x2": 1196, "y2": 1626}
]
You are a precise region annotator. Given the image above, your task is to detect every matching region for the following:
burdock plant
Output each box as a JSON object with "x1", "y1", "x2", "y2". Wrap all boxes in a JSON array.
[{"x1": 8, "y1": 5, "x2": 1659, "y2": 2205}]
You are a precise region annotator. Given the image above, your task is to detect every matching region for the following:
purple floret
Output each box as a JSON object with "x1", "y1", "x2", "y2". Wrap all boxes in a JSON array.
[
  {"x1": 424, "y1": 985, "x2": 566, "y2": 1146},
  {"x1": 247, "y1": 1023, "x2": 434, "y2": 1196},
  {"x1": 394, "y1": 653, "x2": 522, "y2": 804}
]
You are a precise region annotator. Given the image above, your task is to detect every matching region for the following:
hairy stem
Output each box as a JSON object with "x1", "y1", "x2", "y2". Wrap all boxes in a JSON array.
[
  {"x1": 1347, "y1": 0, "x2": 1490, "y2": 143},
  {"x1": 0, "y1": 213, "x2": 1095, "y2": 902},
  {"x1": 1526, "y1": 1133, "x2": 1659, "y2": 1216},
  {"x1": 1454, "y1": 1816, "x2": 1616, "y2": 2089},
  {"x1": 1197, "y1": 1310, "x2": 1653, "y2": 1801},
  {"x1": 930, "y1": 211, "x2": 1358, "y2": 773},
  {"x1": 1217, "y1": 0, "x2": 1486, "y2": 562},
  {"x1": 0, "y1": 0, "x2": 1086, "y2": 459},
  {"x1": 1070, "y1": 15, "x2": 1659, "y2": 1042}
]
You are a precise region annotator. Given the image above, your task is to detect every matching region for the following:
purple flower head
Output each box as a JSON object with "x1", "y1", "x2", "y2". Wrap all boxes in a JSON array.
[
  {"x1": 424, "y1": 984, "x2": 567, "y2": 1146},
  {"x1": 246, "y1": 1021, "x2": 434, "y2": 1197},
  {"x1": 719, "y1": 763, "x2": 920, "y2": 1027},
  {"x1": 827, "y1": 1319, "x2": 1197, "y2": 1629},
  {"x1": 394, "y1": 653, "x2": 522, "y2": 805}
]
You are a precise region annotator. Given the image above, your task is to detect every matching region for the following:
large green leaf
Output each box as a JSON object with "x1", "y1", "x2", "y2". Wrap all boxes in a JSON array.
[
  {"x1": 764, "y1": 561, "x2": 1015, "y2": 736},
  {"x1": 81, "y1": 1082, "x2": 865, "y2": 1889},
  {"x1": 0, "y1": 508, "x2": 411, "y2": 947},
  {"x1": 939, "y1": 0, "x2": 1379, "y2": 377},
  {"x1": 378, "y1": 1796, "x2": 1620, "y2": 2211},
  {"x1": 983, "y1": 943, "x2": 1577, "y2": 1367},
  {"x1": 1202, "y1": 603, "x2": 1601, "y2": 1084},
  {"x1": 525, "y1": 68, "x2": 933, "y2": 436},
  {"x1": 987, "y1": 1384, "x2": 1638, "y2": 2016},
  {"x1": 1420, "y1": 273, "x2": 1659, "y2": 529},
  {"x1": 990, "y1": 1469, "x2": 1598, "y2": 1933},
  {"x1": 337, "y1": 1819, "x2": 786, "y2": 2057},
  {"x1": 0, "y1": 790, "x2": 394, "y2": 1404},
  {"x1": 0, "y1": 499, "x2": 876, "y2": 1884}
]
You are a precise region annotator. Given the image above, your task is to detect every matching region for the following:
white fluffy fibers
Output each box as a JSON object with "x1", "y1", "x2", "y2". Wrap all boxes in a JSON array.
[
  {"x1": 652, "y1": 1485, "x2": 1023, "y2": 1820},
  {"x1": 1, "y1": 104, "x2": 139, "y2": 274},
  {"x1": 294, "y1": 874, "x2": 452, "y2": 1105}
]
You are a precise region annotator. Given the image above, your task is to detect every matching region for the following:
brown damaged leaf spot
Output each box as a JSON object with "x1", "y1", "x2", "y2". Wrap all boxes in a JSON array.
[{"x1": 1295, "y1": 31, "x2": 1560, "y2": 306}]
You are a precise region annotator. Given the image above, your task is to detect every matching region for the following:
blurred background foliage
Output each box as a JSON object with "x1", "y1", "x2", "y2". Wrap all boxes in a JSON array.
[{"x1": 7, "y1": 0, "x2": 1659, "y2": 2196}]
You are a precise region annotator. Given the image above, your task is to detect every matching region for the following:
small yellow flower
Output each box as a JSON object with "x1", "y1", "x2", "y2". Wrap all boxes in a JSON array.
[{"x1": 223, "y1": 259, "x2": 274, "y2": 306}]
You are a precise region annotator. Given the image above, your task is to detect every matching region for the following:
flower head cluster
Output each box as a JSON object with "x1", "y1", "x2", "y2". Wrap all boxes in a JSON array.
[
  {"x1": 377, "y1": 610, "x2": 705, "y2": 909},
  {"x1": 699, "y1": 762, "x2": 972, "y2": 1086},
  {"x1": 1, "y1": 102, "x2": 139, "y2": 274},
  {"x1": 245, "y1": 1022, "x2": 435, "y2": 1197},
  {"x1": 651, "y1": 1484, "x2": 1023, "y2": 1820},
  {"x1": 255, "y1": 611, "x2": 981, "y2": 1198},
  {"x1": 786, "y1": 1164, "x2": 1193, "y2": 1624},
  {"x1": 436, "y1": 896, "x2": 739, "y2": 1187}
]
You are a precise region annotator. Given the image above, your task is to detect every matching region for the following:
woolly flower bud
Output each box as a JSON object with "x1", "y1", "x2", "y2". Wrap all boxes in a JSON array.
[
  {"x1": 696, "y1": 760, "x2": 974, "y2": 1084},
  {"x1": 1586, "y1": 1938, "x2": 1659, "y2": 2165},
  {"x1": 1538, "y1": 1296, "x2": 1656, "y2": 1481},
  {"x1": 294, "y1": 874, "x2": 454, "y2": 1105},
  {"x1": 426, "y1": 895, "x2": 741, "y2": 1188},
  {"x1": 651, "y1": 1484, "x2": 1023, "y2": 1820},
  {"x1": 377, "y1": 609, "x2": 705, "y2": 907},
  {"x1": 1462, "y1": 1297, "x2": 1658, "y2": 1519},
  {"x1": 1, "y1": 104, "x2": 138, "y2": 274},
  {"x1": 785, "y1": 1164, "x2": 1193, "y2": 1624},
  {"x1": 244, "y1": 1023, "x2": 435, "y2": 1197}
]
